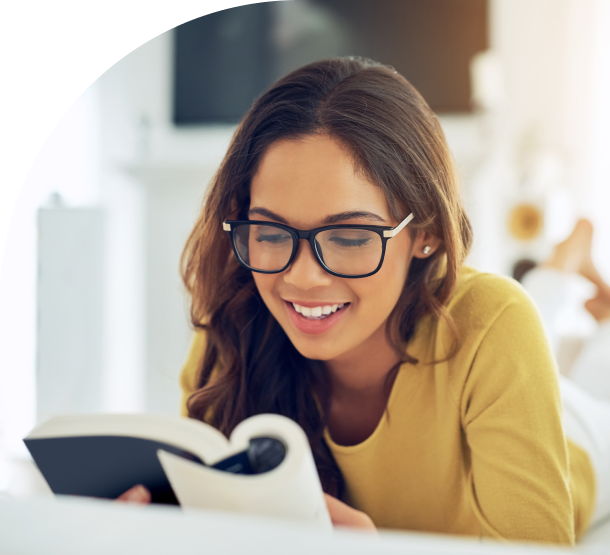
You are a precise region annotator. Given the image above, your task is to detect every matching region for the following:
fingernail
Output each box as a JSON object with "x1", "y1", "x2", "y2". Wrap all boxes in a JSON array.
[
  {"x1": 124, "y1": 485, "x2": 143, "y2": 502},
  {"x1": 133, "y1": 485, "x2": 148, "y2": 501}
]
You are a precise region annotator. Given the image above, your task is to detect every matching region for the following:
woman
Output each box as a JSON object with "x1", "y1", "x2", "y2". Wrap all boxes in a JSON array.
[{"x1": 122, "y1": 58, "x2": 600, "y2": 544}]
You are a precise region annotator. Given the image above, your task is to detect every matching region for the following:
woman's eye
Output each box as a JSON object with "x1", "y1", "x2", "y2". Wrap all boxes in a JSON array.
[
  {"x1": 255, "y1": 234, "x2": 291, "y2": 244},
  {"x1": 328, "y1": 237, "x2": 371, "y2": 248}
]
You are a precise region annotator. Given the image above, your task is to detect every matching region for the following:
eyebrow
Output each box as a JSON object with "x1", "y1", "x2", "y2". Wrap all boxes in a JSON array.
[{"x1": 248, "y1": 207, "x2": 387, "y2": 225}]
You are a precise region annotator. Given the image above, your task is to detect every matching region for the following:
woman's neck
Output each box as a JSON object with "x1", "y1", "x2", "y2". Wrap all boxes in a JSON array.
[
  {"x1": 326, "y1": 321, "x2": 401, "y2": 398},
  {"x1": 325, "y1": 322, "x2": 402, "y2": 446}
]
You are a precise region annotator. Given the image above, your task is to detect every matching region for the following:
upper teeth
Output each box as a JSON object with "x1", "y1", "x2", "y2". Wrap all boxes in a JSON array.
[{"x1": 292, "y1": 303, "x2": 345, "y2": 317}]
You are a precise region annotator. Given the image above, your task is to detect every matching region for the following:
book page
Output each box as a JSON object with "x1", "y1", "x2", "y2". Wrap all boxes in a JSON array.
[
  {"x1": 158, "y1": 414, "x2": 332, "y2": 530},
  {"x1": 26, "y1": 413, "x2": 232, "y2": 463}
]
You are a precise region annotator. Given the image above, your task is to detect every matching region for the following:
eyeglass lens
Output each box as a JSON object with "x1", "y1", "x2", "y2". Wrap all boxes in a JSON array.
[{"x1": 233, "y1": 224, "x2": 383, "y2": 276}]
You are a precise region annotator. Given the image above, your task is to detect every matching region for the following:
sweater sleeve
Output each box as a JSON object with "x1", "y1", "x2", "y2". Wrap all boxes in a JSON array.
[
  {"x1": 460, "y1": 285, "x2": 576, "y2": 545},
  {"x1": 179, "y1": 331, "x2": 206, "y2": 417}
]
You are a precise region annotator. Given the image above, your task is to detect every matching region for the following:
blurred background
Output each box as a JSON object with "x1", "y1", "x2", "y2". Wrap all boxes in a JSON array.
[{"x1": 1, "y1": 0, "x2": 610, "y2": 492}]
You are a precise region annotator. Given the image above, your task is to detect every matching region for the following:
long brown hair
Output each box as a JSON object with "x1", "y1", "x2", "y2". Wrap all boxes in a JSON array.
[{"x1": 181, "y1": 57, "x2": 472, "y2": 497}]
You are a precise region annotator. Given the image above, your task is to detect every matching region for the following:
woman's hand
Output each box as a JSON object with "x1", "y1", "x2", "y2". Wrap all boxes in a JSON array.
[
  {"x1": 115, "y1": 484, "x2": 151, "y2": 504},
  {"x1": 324, "y1": 493, "x2": 377, "y2": 532}
]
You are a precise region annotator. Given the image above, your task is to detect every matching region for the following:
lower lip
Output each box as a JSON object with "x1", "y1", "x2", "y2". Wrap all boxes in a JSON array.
[{"x1": 284, "y1": 302, "x2": 350, "y2": 335}]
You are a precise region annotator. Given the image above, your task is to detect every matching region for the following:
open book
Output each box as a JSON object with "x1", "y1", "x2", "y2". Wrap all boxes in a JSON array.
[{"x1": 24, "y1": 413, "x2": 331, "y2": 529}]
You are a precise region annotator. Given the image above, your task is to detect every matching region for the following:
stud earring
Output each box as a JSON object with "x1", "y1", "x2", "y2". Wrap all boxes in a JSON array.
[{"x1": 423, "y1": 245, "x2": 431, "y2": 255}]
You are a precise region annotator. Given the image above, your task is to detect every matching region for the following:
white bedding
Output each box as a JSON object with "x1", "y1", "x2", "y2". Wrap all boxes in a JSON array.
[{"x1": 2, "y1": 458, "x2": 608, "y2": 550}]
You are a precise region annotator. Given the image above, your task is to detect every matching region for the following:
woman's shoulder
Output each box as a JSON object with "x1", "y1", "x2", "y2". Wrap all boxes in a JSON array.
[
  {"x1": 454, "y1": 265, "x2": 529, "y2": 303},
  {"x1": 448, "y1": 266, "x2": 538, "y2": 329},
  {"x1": 439, "y1": 267, "x2": 558, "y2": 415},
  {"x1": 410, "y1": 266, "x2": 544, "y2": 366}
]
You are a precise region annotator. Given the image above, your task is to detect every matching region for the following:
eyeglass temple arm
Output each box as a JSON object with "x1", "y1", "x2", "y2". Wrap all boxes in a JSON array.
[
  {"x1": 224, "y1": 216, "x2": 414, "y2": 235},
  {"x1": 383, "y1": 213, "x2": 414, "y2": 238}
]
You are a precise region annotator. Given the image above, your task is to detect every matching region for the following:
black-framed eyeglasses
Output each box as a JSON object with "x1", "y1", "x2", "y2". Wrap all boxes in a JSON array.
[{"x1": 223, "y1": 213, "x2": 414, "y2": 278}]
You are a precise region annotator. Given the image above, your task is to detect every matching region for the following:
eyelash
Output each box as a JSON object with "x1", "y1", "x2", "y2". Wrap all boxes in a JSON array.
[
  {"x1": 255, "y1": 234, "x2": 291, "y2": 244},
  {"x1": 328, "y1": 237, "x2": 371, "y2": 248}
]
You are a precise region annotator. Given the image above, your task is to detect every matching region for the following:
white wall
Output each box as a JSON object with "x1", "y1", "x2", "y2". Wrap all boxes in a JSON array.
[
  {"x1": 95, "y1": 30, "x2": 235, "y2": 415},
  {"x1": 0, "y1": 28, "x2": 235, "y2": 457},
  {"x1": 0, "y1": 88, "x2": 100, "y2": 457}
]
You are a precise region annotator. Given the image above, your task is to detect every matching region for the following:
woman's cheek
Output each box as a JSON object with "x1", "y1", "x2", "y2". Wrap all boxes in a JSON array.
[{"x1": 352, "y1": 278, "x2": 396, "y2": 331}]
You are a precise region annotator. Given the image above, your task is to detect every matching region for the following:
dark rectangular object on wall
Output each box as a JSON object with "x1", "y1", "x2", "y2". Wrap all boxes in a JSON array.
[
  {"x1": 173, "y1": 0, "x2": 488, "y2": 124},
  {"x1": 173, "y1": 3, "x2": 275, "y2": 124}
]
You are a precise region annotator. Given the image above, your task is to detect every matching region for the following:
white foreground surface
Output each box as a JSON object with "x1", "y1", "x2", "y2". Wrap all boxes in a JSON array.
[{"x1": 0, "y1": 494, "x2": 608, "y2": 555}]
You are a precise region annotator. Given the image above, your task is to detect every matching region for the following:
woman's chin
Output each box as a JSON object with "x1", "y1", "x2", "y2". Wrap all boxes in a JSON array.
[{"x1": 288, "y1": 338, "x2": 347, "y2": 361}]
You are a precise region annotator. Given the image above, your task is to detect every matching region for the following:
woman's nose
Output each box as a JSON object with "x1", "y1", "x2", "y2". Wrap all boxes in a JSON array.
[{"x1": 282, "y1": 239, "x2": 333, "y2": 290}]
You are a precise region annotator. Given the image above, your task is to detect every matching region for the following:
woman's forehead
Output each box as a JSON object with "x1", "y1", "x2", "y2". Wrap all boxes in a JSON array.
[{"x1": 250, "y1": 136, "x2": 392, "y2": 226}]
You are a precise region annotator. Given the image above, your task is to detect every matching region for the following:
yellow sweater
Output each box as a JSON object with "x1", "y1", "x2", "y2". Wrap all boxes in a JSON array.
[{"x1": 179, "y1": 267, "x2": 595, "y2": 544}]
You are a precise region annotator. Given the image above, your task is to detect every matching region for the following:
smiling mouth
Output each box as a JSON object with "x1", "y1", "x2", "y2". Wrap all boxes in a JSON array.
[{"x1": 290, "y1": 302, "x2": 349, "y2": 320}]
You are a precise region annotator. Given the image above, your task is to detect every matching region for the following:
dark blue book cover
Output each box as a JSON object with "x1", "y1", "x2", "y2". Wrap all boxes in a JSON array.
[{"x1": 24, "y1": 436, "x2": 204, "y2": 505}]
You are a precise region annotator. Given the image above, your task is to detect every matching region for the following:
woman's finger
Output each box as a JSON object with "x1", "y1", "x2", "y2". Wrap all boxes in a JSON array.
[
  {"x1": 115, "y1": 484, "x2": 151, "y2": 504},
  {"x1": 324, "y1": 493, "x2": 377, "y2": 532}
]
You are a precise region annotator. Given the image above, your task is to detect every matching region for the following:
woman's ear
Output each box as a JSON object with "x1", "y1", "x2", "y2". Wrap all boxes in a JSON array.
[{"x1": 412, "y1": 230, "x2": 442, "y2": 259}]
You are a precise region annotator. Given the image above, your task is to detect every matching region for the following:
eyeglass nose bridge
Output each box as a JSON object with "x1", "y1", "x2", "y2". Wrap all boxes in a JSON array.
[
  {"x1": 293, "y1": 228, "x2": 319, "y2": 241},
  {"x1": 289, "y1": 230, "x2": 329, "y2": 272}
]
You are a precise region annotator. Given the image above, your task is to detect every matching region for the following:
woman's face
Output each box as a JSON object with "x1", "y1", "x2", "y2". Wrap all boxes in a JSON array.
[{"x1": 249, "y1": 135, "x2": 419, "y2": 362}]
